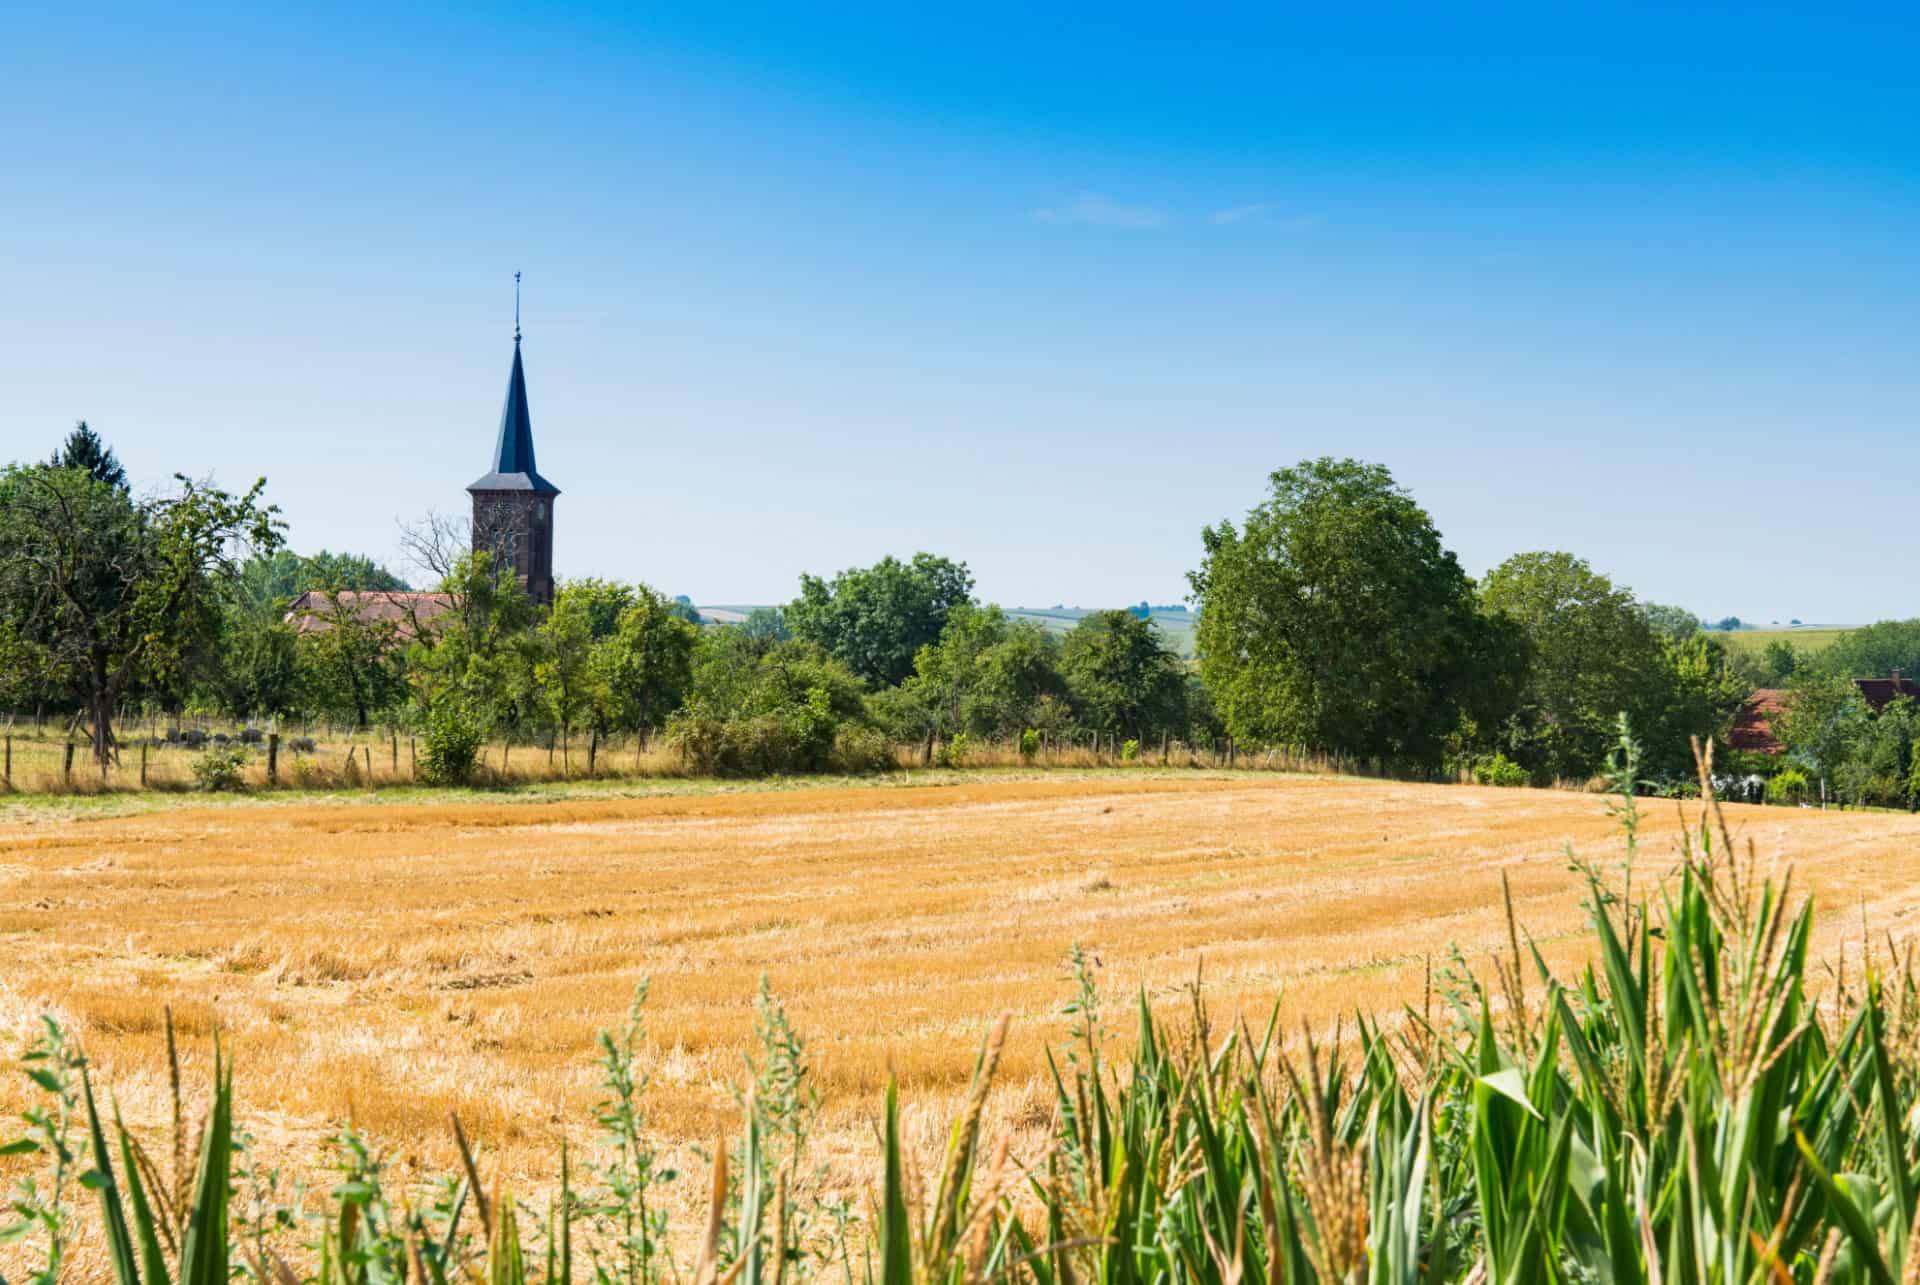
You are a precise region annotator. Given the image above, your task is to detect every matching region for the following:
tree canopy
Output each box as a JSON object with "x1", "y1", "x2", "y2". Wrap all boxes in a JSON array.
[
  {"x1": 240, "y1": 549, "x2": 410, "y2": 605},
  {"x1": 48, "y1": 421, "x2": 128, "y2": 493},
  {"x1": 1481, "y1": 552, "x2": 1743, "y2": 780},
  {"x1": 786, "y1": 553, "x2": 974, "y2": 688},
  {"x1": 1189, "y1": 458, "x2": 1520, "y2": 767},
  {"x1": 0, "y1": 464, "x2": 282, "y2": 769},
  {"x1": 1060, "y1": 609, "x2": 1187, "y2": 743},
  {"x1": 1811, "y1": 619, "x2": 1920, "y2": 683}
]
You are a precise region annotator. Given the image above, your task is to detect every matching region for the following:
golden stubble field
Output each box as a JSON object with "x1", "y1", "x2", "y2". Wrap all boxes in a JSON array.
[{"x1": 3, "y1": 770, "x2": 1920, "y2": 1235}]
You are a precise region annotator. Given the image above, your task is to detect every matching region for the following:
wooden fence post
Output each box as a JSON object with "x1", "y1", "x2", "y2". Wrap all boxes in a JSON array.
[
  {"x1": 343, "y1": 747, "x2": 357, "y2": 783},
  {"x1": 363, "y1": 745, "x2": 373, "y2": 786},
  {"x1": 140, "y1": 742, "x2": 148, "y2": 789},
  {"x1": 62, "y1": 740, "x2": 75, "y2": 786},
  {"x1": 3, "y1": 731, "x2": 10, "y2": 789},
  {"x1": 391, "y1": 727, "x2": 399, "y2": 774},
  {"x1": 409, "y1": 735, "x2": 416, "y2": 780},
  {"x1": 267, "y1": 733, "x2": 279, "y2": 785}
]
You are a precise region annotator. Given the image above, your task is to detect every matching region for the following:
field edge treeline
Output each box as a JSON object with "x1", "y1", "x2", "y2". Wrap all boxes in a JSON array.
[{"x1": 6, "y1": 428, "x2": 1920, "y2": 803}]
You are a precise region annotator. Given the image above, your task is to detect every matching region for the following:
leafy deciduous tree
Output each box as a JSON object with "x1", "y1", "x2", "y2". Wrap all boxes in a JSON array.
[
  {"x1": 1189, "y1": 458, "x2": 1519, "y2": 767},
  {"x1": 1480, "y1": 551, "x2": 1674, "y2": 780},
  {"x1": 1060, "y1": 609, "x2": 1187, "y2": 742},
  {"x1": 295, "y1": 591, "x2": 407, "y2": 729},
  {"x1": 593, "y1": 586, "x2": 698, "y2": 740},
  {"x1": 787, "y1": 553, "x2": 973, "y2": 688},
  {"x1": 0, "y1": 465, "x2": 282, "y2": 771}
]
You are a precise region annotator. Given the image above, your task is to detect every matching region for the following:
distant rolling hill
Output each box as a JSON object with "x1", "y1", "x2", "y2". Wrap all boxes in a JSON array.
[
  {"x1": 1705, "y1": 625, "x2": 1852, "y2": 656},
  {"x1": 1001, "y1": 607, "x2": 1197, "y2": 656}
]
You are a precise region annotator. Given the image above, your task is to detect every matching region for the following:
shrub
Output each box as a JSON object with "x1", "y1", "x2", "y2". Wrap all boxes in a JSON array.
[
  {"x1": 1766, "y1": 765, "x2": 1812, "y2": 805},
  {"x1": 670, "y1": 686, "x2": 877, "y2": 777},
  {"x1": 936, "y1": 731, "x2": 972, "y2": 767},
  {"x1": 1019, "y1": 728, "x2": 1041, "y2": 762},
  {"x1": 190, "y1": 744, "x2": 248, "y2": 792},
  {"x1": 1837, "y1": 765, "x2": 1906, "y2": 809},
  {"x1": 1120, "y1": 738, "x2": 1140, "y2": 761},
  {"x1": 419, "y1": 701, "x2": 485, "y2": 786},
  {"x1": 1472, "y1": 752, "x2": 1529, "y2": 787},
  {"x1": 833, "y1": 724, "x2": 894, "y2": 773}
]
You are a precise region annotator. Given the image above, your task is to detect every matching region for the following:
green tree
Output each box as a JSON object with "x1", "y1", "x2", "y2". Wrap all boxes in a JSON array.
[
  {"x1": 1834, "y1": 697, "x2": 1920, "y2": 808},
  {"x1": 1736, "y1": 637, "x2": 1801, "y2": 688},
  {"x1": 671, "y1": 635, "x2": 877, "y2": 775},
  {"x1": 1188, "y1": 458, "x2": 1518, "y2": 766},
  {"x1": 295, "y1": 590, "x2": 407, "y2": 729},
  {"x1": 887, "y1": 604, "x2": 1068, "y2": 742},
  {"x1": 1480, "y1": 551, "x2": 1680, "y2": 780},
  {"x1": 409, "y1": 551, "x2": 540, "y2": 753},
  {"x1": 206, "y1": 598, "x2": 300, "y2": 719},
  {"x1": 1772, "y1": 673, "x2": 1869, "y2": 798},
  {"x1": 786, "y1": 553, "x2": 974, "y2": 688},
  {"x1": 0, "y1": 465, "x2": 281, "y2": 771},
  {"x1": 740, "y1": 606, "x2": 791, "y2": 649},
  {"x1": 558, "y1": 577, "x2": 637, "y2": 640},
  {"x1": 593, "y1": 586, "x2": 698, "y2": 740},
  {"x1": 239, "y1": 549, "x2": 409, "y2": 604},
  {"x1": 1060, "y1": 609, "x2": 1187, "y2": 742},
  {"x1": 48, "y1": 421, "x2": 128, "y2": 493},
  {"x1": 1811, "y1": 619, "x2": 1920, "y2": 683},
  {"x1": 533, "y1": 588, "x2": 604, "y2": 768},
  {"x1": 1638, "y1": 602, "x2": 1701, "y2": 641},
  {"x1": 1637, "y1": 632, "x2": 1749, "y2": 777}
]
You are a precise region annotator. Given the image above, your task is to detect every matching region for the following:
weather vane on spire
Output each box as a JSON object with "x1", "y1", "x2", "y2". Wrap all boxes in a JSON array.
[{"x1": 514, "y1": 270, "x2": 522, "y2": 344}]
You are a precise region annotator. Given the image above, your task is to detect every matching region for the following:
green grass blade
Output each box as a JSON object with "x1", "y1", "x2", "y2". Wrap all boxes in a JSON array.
[
  {"x1": 79, "y1": 1067, "x2": 143, "y2": 1285},
  {"x1": 177, "y1": 1049, "x2": 232, "y2": 1285}
]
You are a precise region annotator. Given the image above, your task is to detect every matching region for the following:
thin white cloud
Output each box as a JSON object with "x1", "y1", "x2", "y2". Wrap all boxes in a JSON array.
[
  {"x1": 1210, "y1": 202, "x2": 1271, "y2": 225},
  {"x1": 1032, "y1": 192, "x2": 1169, "y2": 229},
  {"x1": 1209, "y1": 203, "x2": 1320, "y2": 230}
]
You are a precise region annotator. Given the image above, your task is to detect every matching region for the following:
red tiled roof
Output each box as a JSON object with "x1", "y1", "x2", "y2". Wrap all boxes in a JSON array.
[
  {"x1": 284, "y1": 590, "x2": 453, "y2": 640},
  {"x1": 1729, "y1": 687, "x2": 1787, "y2": 754}
]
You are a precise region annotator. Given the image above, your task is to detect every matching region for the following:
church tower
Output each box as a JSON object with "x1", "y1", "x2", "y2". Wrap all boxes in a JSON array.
[{"x1": 467, "y1": 282, "x2": 559, "y2": 606}]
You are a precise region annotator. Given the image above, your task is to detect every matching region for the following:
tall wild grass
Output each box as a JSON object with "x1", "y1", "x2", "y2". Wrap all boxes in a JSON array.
[{"x1": 6, "y1": 726, "x2": 1916, "y2": 1282}]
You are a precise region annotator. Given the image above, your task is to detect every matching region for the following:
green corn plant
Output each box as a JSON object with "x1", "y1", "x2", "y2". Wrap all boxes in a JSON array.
[{"x1": 74, "y1": 1041, "x2": 231, "y2": 1285}]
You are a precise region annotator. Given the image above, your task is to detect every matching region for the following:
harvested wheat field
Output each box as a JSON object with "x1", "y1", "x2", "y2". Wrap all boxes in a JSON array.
[{"x1": 3, "y1": 770, "x2": 1919, "y2": 1229}]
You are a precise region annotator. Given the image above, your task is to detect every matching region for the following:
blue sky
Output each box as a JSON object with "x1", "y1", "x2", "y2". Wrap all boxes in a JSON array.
[{"x1": 4, "y1": 3, "x2": 1917, "y2": 621}]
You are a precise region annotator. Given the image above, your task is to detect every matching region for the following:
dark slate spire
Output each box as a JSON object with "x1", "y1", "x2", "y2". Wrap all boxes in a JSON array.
[{"x1": 467, "y1": 300, "x2": 559, "y2": 496}]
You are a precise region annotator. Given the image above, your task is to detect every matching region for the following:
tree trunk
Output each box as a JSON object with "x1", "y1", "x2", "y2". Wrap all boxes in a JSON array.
[{"x1": 90, "y1": 668, "x2": 113, "y2": 779}]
